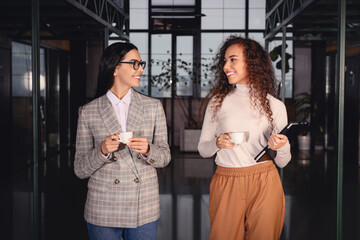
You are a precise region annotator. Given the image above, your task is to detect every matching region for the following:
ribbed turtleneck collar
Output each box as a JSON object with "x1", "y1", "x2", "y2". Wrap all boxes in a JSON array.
[{"x1": 233, "y1": 84, "x2": 250, "y2": 96}]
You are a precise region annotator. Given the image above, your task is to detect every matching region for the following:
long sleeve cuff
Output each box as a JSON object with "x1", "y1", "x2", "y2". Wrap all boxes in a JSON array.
[
  {"x1": 198, "y1": 137, "x2": 220, "y2": 158},
  {"x1": 274, "y1": 141, "x2": 291, "y2": 168}
]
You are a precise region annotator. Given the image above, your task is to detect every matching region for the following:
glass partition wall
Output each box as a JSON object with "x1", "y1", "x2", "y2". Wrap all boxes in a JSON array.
[{"x1": 9, "y1": 41, "x2": 71, "y2": 240}]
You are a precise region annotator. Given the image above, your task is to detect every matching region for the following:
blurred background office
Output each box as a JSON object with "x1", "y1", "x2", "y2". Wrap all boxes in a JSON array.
[{"x1": 0, "y1": 0, "x2": 359, "y2": 239}]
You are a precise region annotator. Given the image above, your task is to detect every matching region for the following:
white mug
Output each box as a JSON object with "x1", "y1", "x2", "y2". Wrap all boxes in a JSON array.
[
  {"x1": 230, "y1": 131, "x2": 249, "y2": 144},
  {"x1": 118, "y1": 131, "x2": 133, "y2": 143}
]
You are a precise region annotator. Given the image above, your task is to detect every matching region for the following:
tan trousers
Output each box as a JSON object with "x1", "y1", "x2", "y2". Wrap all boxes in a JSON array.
[{"x1": 209, "y1": 161, "x2": 285, "y2": 240}]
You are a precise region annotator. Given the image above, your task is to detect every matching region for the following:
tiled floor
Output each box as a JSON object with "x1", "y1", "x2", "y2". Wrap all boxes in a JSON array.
[{"x1": 5, "y1": 147, "x2": 360, "y2": 240}]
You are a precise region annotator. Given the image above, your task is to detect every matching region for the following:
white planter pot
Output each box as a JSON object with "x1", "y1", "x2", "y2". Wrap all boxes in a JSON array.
[
  {"x1": 180, "y1": 129, "x2": 201, "y2": 152},
  {"x1": 297, "y1": 134, "x2": 311, "y2": 150}
]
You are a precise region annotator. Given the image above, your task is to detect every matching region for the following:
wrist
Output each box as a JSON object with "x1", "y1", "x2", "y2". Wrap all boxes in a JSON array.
[
  {"x1": 144, "y1": 144, "x2": 150, "y2": 156},
  {"x1": 100, "y1": 143, "x2": 108, "y2": 155}
]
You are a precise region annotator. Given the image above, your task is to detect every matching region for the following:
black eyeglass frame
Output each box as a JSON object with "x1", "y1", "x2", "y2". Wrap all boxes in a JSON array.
[{"x1": 117, "y1": 60, "x2": 146, "y2": 70}]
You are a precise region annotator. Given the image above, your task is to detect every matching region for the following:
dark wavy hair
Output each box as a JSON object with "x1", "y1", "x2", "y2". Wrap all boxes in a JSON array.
[
  {"x1": 94, "y1": 42, "x2": 138, "y2": 98},
  {"x1": 211, "y1": 35, "x2": 277, "y2": 129}
]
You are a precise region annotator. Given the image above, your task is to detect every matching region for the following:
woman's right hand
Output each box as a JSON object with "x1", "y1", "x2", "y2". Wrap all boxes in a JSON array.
[
  {"x1": 216, "y1": 133, "x2": 235, "y2": 149},
  {"x1": 100, "y1": 133, "x2": 121, "y2": 155}
]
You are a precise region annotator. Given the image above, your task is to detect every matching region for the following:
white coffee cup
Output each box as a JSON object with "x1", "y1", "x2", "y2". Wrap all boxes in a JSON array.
[
  {"x1": 230, "y1": 131, "x2": 249, "y2": 144},
  {"x1": 118, "y1": 131, "x2": 133, "y2": 143}
]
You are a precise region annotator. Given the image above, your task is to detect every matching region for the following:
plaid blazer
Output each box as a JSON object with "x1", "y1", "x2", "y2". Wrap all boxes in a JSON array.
[{"x1": 74, "y1": 89, "x2": 171, "y2": 228}]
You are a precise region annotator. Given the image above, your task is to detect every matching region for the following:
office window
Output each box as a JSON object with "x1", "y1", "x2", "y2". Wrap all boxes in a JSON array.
[
  {"x1": 130, "y1": 0, "x2": 293, "y2": 98},
  {"x1": 249, "y1": 0, "x2": 265, "y2": 29},
  {"x1": 202, "y1": 0, "x2": 245, "y2": 30},
  {"x1": 268, "y1": 37, "x2": 293, "y2": 98},
  {"x1": 130, "y1": 0, "x2": 148, "y2": 30},
  {"x1": 201, "y1": 9, "x2": 224, "y2": 29},
  {"x1": 224, "y1": 9, "x2": 246, "y2": 29},
  {"x1": 152, "y1": 0, "x2": 195, "y2": 5},
  {"x1": 130, "y1": 33, "x2": 149, "y2": 94},
  {"x1": 130, "y1": 9, "x2": 148, "y2": 30},
  {"x1": 248, "y1": 32, "x2": 265, "y2": 47},
  {"x1": 176, "y1": 36, "x2": 193, "y2": 96},
  {"x1": 12, "y1": 42, "x2": 45, "y2": 97},
  {"x1": 151, "y1": 34, "x2": 172, "y2": 98}
]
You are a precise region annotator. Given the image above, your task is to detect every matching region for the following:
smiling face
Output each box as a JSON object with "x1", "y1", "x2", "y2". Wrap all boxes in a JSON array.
[
  {"x1": 112, "y1": 49, "x2": 143, "y2": 91},
  {"x1": 223, "y1": 44, "x2": 249, "y2": 85}
]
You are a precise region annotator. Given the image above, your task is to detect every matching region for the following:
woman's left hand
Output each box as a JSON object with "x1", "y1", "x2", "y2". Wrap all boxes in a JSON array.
[
  {"x1": 126, "y1": 137, "x2": 150, "y2": 155},
  {"x1": 268, "y1": 133, "x2": 288, "y2": 150}
]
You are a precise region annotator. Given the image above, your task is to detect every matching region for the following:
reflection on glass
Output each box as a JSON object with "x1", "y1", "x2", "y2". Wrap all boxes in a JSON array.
[
  {"x1": 201, "y1": 195, "x2": 210, "y2": 240},
  {"x1": 177, "y1": 195, "x2": 193, "y2": 240},
  {"x1": 158, "y1": 194, "x2": 172, "y2": 240},
  {"x1": 12, "y1": 41, "x2": 33, "y2": 174},
  {"x1": 11, "y1": 42, "x2": 46, "y2": 240},
  {"x1": 284, "y1": 195, "x2": 292, "y2": 240},
  {"x1": 12, "y1": 42, "x2": 46, "y2": 97},
  {"x1": 12, "y1": 42, "x2": 46, "y2": 167}
]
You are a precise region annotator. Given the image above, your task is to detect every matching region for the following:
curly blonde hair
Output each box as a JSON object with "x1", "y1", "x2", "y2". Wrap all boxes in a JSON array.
[{"x1": 210, "y1": 35, "x2": 278, "y2": 129}]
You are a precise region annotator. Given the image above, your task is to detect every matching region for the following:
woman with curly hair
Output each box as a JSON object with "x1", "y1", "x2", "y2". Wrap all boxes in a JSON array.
[{"x1": 198, "y1": 35, "x2": 291, "y2": 239}]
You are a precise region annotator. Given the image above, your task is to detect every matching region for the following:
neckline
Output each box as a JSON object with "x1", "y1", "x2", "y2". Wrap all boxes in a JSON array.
[{"x1": 233, "y1": 84, "x2": 249, "y2": 96}]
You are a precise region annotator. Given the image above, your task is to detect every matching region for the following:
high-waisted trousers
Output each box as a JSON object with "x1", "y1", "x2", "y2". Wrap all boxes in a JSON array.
[{"x1": 209, "y1": 161, "x2": 285, "y2": 240}]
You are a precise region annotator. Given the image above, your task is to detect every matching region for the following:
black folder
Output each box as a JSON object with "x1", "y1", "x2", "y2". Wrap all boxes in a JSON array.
[{"x1": 254, "y1": 121, "x2": 310, "y2": 161}]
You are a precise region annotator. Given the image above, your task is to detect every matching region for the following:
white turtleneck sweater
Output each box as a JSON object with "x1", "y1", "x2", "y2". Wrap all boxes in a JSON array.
[{"x1": 198, "y1": 84, "x2": 291, "y2": 168}]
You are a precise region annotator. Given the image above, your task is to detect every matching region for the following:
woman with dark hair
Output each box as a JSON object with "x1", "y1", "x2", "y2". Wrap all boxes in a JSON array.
[
  {"x1": 74, "y1": 42, "x2": 171, "y2": 240},
  {"x1": 198, "y1": 35, "x2": 291, "y2": 239}
]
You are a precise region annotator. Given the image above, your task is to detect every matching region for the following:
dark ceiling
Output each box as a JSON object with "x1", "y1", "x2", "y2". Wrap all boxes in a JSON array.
[
  {"x1": 265, "y1": 0, "x2": 360, "y2": 41},
  {"x1": 0, "y1": 0, "x2": 129, "y2": 41}
]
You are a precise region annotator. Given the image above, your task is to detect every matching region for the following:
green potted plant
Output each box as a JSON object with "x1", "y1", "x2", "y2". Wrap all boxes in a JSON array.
[
  {"x1": 294, "y1": 92, "x2": 311, "y2": 150},
  {"x1": 269, "y1": 44, "x2": 292, "y2": 73}
]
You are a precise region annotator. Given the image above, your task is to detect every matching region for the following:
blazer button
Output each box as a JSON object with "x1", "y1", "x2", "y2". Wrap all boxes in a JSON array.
[
  {"x1": 113, "y1": 156, "x2": 117, "y2": 161},
  {"x1": 149, "y1": 159, "x2": 155, "y2": 163},
  {"x1": 114, "y1": 179, "x2": 120, "y2": 184},
  {"x1": 134, "y1": 178, "x2": 140, "y2": 183},
  {"x1": 137, "y1": 154, "x2": 141, "y2": 159}
]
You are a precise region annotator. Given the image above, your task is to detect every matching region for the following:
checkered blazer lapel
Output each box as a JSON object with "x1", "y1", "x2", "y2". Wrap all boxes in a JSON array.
[
  {"x1": 127, "y1": 89, "x2": 143, "y2": 134},
  {"x1": 98, "y1": 95, "x2": 122, "y2": 134}
]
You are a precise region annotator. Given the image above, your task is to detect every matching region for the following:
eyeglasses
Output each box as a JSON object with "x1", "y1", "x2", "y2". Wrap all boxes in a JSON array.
[{"x1": 118, "y1": 60, "x2": 146, "y2": 70}]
